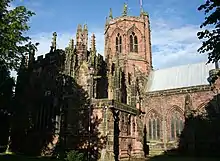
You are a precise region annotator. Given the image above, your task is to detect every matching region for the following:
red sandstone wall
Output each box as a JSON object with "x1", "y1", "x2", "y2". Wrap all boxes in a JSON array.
[
  {"x1": 105, "y1": 16, "x2": 152, "y2": 75},
  {"x1": 143, "y1": 87, "x2": 214, "y2": 150}
]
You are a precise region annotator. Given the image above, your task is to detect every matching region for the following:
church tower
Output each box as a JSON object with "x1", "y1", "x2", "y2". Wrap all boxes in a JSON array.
[{"x1": 104, "y1": 3, "x2": 152, "y2": 107}]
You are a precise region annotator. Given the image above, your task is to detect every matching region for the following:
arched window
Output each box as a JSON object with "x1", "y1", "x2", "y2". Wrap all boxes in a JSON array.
[
  {"x1": 129, "y1": 32, "x2": 138, "y2": 53},
  {"x1": 116, "y1": 33, "x2": 122, "y2": 53},
  {"x1": 130, "y1": 35, "x2": 133, "y2": 52},
  {"x1": 119, "y1": 36, "x2": 122, "y2": 53},
  {"x1": 134, "y1": 36, "x2": 138, "y2": 52},
  {"x1": 148, "y1": 113, "x2": 161, "y2": 140},
  {"x1": 170, "y1": 111, "x2": 184, "y2": 140},
  {"x1": 116, "y1": 37, "x2": 119, "y2": 52}
]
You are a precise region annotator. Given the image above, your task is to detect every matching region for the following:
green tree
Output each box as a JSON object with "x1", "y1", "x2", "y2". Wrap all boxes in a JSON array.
[
  {"x1": 197, "y1": 0, "x2": 220, "y2": 63},
  {"x1": 0, "y1": 0, "x2": 37, "y2": 153},
  {"x1": 0, "y1": 0, "x2": 36, "y2": 71},
  {"x1": 0, "y1": 61, "x2": 14, "y2": 152}
]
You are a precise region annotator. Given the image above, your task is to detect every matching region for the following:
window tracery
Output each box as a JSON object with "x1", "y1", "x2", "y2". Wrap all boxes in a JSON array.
[
  {"x1": 116, "y1": 33, "x2": 122, "y2": 53},
  {"x1": 148, "y1": 112, "x2": 161, "y2": 140},
  {"x1": 170, "y1": 111, "x2": 184, "y2": 140},
  {"x1": 129, "y1": 32, "x2": 138, "y2": 52}
]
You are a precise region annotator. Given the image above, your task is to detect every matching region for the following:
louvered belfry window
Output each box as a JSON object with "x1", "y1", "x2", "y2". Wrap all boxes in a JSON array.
[
  {"x1": 116, "y1": 33, "x2": 122, "y2": 53},
  {"x1": 130, "y1": 32, "x2": 138, "y2": 53}
]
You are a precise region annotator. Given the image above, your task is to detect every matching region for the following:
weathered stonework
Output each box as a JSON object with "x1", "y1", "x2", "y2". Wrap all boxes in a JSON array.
[
  {"x1": 19, "y1": 4, "x2": 218, "y2": 161},
  {"x1": 144, "y1": 85, "x2": 215, "y2": 156}
]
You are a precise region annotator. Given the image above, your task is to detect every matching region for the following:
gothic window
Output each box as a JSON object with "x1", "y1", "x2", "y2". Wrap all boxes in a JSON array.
[
  {"x1": 119, "y1": 36, "x2": 122, "y2": 53},
  {"x1": 148, "y1": 113, "x2": 161, "y2": 140},
  {"x1": 116, "y1": 37, "x2": 118, "y2": 52},
  {"x1": 170, "y1": 111, "x2": 184, "y2": 140},
  {"x1": 129, "y1": 32, "x2": 138, "y2": 53},
  {"x1": 134, "y1": 35, "x2": 138, "y2": 52},
  {"x1": 130, "y1": 35, "x2": 133, "y2": 52},
  {"x1": 116, "y1": 33, "x2": 122, "y2": 53}
]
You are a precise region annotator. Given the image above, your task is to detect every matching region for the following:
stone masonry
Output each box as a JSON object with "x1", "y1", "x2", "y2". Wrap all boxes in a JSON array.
[{"x1": 20, "y1": 3, "x2": 218, "y2": 161}]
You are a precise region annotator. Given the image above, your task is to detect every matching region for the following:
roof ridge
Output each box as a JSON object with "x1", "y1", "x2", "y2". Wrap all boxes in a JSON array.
[{"x1": 153, "y1": 61, "x2": 210, "y2": 71}]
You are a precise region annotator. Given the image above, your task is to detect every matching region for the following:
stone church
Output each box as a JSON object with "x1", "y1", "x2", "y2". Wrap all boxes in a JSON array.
[{"x1": 18, "y1": 4, "x2": 219, "y2": 161}]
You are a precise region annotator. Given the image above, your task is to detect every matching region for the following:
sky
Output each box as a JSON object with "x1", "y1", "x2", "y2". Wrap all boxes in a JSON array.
[{"x1": 10, "y1": 0, "x2": 208, "y2": 70}]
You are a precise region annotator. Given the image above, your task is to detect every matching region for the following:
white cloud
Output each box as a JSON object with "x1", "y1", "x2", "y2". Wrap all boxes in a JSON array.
[
  {"x1": 32, "y1": 20, "x2": 208, "y2": 70},
  {"x1": 7, "y1": 4, "x2": 16, "y2": 10},
  {"x1": 151, "y1": 19, "x2": 207, "y2": 69},
  {"x1": 10, "y1": 30, "x2": 104, "y2": 78},
  {"x1": 31, "y1": 30, "x2": 104, "y2": 58}
]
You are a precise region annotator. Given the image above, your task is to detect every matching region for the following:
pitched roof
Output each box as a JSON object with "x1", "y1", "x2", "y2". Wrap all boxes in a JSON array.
[{"x1": 147, "y1": 62, "x2": 215, "y2": 92}]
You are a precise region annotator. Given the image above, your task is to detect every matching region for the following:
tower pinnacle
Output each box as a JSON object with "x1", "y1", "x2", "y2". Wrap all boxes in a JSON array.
[
  {"x1": 90, "y1": 33, "x2": 96, "y2": 52},
  {"x1": 122, "y1": 3, "x2": 128, "y2": 16},
  {"x1": 77, "y1": 24, "x2": 82, "y2": 31},
  {"x1": 84, "y1": 24, "x2": 88, "y2": 31},
  {"x1": 69, "y1": 39, "x2": 74, "y2": 50},
  {"x1": 50, "y1": 32, "x2": 57, "y2": 52},
  {"x1": 109, "y1": 8, "x2": 113, "y2": 19}
]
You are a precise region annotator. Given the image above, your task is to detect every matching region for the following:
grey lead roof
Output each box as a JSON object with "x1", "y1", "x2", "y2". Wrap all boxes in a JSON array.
[{"x1": 147, "y1": 62, "x2": 215, "y2": 92}]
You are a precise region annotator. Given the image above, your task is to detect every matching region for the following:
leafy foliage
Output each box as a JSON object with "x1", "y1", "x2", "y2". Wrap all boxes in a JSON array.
[
  {"x1": 0, "y1": 0, "x2": 37, "y2": 71},
  {"x1": 197, "y1": 0, "x2": 220, "y2": 63},
  {"x1": 0, "y1": 62, "x2": 14, "y2": 112},
  {"x1": 66, "y1": 150, "x2": 84, "y2": 161},
  {"x1": 178, "y1": 94, "x2": 220, "y2": 157},
  {"x1": 0, "y1": 61, "x2": 14, "y2": 152}
]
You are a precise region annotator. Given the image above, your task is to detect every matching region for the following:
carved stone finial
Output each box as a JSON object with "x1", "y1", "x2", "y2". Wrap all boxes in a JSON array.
[
  {"x1": 91, "y1": 33, "x2": 96, "y2": 52},
  {"x1": 122, "y1": 3, "x2": 128, "y2": 16},
  {"x1": 77, "y1": 24, "x2": 82, "y2": 31},
  {"x1": 109, "y1": 8, "x2": 113, "y2": 19},
  {"x1": 84, "y1": 24, "x2": 88, "y2": 31},
  {"x1": 140, "y1": 8, "x2": 149, "y2": 17},
  {"x1": 69, "y1": 39, "x2": 74, "y2": 50},
  {"x1": 51, "y1": 32, "x2": 57, "y2": 52},
  {"x1": 105, "y1": 16, "x2": 109, "y2": 26}
]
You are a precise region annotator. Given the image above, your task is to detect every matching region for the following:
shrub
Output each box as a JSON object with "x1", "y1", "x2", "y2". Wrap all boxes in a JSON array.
[{"x1": 66, "y1": 150, "x2": 84, "y2": 161}]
